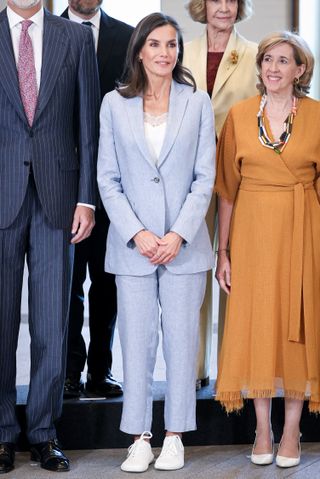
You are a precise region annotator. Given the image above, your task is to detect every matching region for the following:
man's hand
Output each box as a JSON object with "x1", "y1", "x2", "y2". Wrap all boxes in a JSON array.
[{"x1": 71, "y1": 205, "x2": 95, "y2": 244}]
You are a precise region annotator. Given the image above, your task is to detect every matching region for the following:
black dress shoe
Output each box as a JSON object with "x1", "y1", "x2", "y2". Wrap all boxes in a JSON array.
[
  {"x1": 0, "y1": 443, "x2": 15, "y2": 474},
  {"x1": 63, "y1": 377, "x2": 84, "y2": 399},
  {"x1": 196, "y1": 376, "x2": 210, "y2": 391},
  {"x1": 86, "y1": 373, "x2": 123, "y2": 397},
  {"x1": 30, "y1": 439, "x2": 70, "y2": 472}
]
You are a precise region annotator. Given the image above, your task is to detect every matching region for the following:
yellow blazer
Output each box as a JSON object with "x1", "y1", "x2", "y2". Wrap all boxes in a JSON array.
[{"x1": 184, "y1": 28, "x2": 258, "y2": 136}]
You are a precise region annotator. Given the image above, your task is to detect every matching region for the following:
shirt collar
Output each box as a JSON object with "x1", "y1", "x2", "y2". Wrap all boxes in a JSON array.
[
  {"x1": 7, "y1": 5, "x2": 44, "y2": 30},
  {"x1": 68, "y1": 8, "x2": 100, "y2": 31}
]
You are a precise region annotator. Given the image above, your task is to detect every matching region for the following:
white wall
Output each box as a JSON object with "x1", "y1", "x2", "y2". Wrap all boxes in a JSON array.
[
  {"x1": 101, "y1": 0, "x2": 161, "y2": 26},
  {"x1": 300, "y1": 0, "x2": 320, "y2": 99}
]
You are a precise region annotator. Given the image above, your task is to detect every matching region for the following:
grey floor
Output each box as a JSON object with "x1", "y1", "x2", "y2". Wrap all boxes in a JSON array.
[
  {"x1": 6, "y1": 443, "x2": 320, "y2": 479},
  {"x1": 12, "y1": 269, "x2": 320, "y2": 478}
]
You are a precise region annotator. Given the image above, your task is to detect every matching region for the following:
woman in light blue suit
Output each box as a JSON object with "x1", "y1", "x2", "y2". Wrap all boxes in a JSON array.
[{"x1": 97, "y1": 12, "x2": 215, "y2": 473}]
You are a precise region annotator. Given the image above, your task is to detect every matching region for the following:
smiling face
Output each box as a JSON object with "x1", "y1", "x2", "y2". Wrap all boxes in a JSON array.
[
  {"x1": 139, "y1": 25, "x2": 179, "y2": 82},
  {"x1": 261, "y1": 42, "x2": 306, "y2": 96},
  {"x1": 206, "y1": 0, "x2": 238, "y2": 32}
]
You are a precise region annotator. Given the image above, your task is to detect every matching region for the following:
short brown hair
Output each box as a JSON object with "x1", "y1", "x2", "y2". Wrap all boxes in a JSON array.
[
  {"x1": 117, "y1": 12, "x2": 196, "y2": 98},
  {"x1": 186, "y1": 0, "x2": 252, "y2": 24},
  {"x1": 256, "y1": 31, "x2": 314, "y2": 98}
]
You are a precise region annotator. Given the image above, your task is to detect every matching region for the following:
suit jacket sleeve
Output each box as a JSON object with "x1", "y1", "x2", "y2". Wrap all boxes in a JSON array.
[
  {"x1": 170, "y1": 93, "x2": 216, "y2": 244},
  {"x1": 97, "y1": 93, "x2": 145, "y2": 245},
  {"x1": 77, "y1": 29, "x2": 100, "y2": 206}
]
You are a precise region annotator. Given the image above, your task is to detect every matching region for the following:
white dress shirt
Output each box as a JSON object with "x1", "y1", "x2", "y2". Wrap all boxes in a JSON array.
[
  {"x1": 7, "y1": 5, "x2": 94, "y2": 210},
  {"x1": 68, "y1": 8, "x2": 100, "y2": 52},
  {"x1": 7, "y1": 6, "x2": 43, "y2": 91}
]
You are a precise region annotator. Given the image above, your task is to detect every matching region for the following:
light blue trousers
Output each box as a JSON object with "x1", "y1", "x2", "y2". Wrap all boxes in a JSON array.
[{"x1": 116, "y1": 267, "x2": 206, "y2": 435}]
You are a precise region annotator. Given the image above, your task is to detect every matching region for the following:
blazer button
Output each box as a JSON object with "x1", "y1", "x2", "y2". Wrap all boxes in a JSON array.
[
  {"x1": 29, "y1": 130, "x2": 34, "y2": 138},
  {"x1": 153, "y1": 177, "x2": 160, "y2": 183}
]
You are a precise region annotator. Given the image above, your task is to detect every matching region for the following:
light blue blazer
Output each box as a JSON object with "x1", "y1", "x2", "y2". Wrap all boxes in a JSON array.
[{"x1": 97, "y1": 80, "x2": 216, "y2": 276}]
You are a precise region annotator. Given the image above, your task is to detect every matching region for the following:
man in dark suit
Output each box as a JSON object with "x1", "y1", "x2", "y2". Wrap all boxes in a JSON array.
[
  {"x1": 0, "y1": 0, "x2": 100, "y2": 473},
  {"x1": 61, "y1": 0, "x2": 133, "y2": 399}
]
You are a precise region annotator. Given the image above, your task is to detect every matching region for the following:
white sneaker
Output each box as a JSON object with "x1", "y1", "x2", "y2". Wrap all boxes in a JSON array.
[
  {"x1": 120, "y1": 431, "x2": 154, "y2": 473},
  {"x1": 154, "y1": 435, "x2": 184, "y2": 470}
]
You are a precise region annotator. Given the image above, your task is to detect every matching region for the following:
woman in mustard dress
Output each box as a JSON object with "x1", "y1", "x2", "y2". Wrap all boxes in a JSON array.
[{"x1": 215, "y1": 31, "x2": 319, "y2": 468}]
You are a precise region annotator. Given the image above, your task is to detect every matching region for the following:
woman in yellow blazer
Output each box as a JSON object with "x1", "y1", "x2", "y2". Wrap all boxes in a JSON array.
[{"x1": 184, "y1": 0, "x2": 257, "y2": 385}]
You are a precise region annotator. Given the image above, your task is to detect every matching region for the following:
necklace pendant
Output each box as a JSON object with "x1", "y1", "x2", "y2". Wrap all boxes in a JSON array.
[{"x1": 274, "y1": 148, "x2": 281, "y2": 155}]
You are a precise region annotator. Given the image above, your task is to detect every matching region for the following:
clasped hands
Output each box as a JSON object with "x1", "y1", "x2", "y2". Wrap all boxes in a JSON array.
[{"x1": 133, "y1": 230, "x2": 183, "y2": 265}]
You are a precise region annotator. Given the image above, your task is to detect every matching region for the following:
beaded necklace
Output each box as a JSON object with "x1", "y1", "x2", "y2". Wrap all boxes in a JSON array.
[{"x1": 257, "y1": 94, "x2": 298, "y2": 154}]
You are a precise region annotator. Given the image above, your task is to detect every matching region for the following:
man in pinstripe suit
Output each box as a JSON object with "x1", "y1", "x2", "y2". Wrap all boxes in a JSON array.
[{"x1": 0, "y1": 0, "x2": 100, "y2": 473}]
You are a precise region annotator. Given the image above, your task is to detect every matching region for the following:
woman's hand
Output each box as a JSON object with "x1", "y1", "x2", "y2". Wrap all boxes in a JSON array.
[
  {"x1": 133, "y1": 230, "x2": 162, "y2": 258},
  {"x1": 150, "y1": 232, "x2": 183, "y2": 265},
  {"x1": 215, "y1": 251, "x2": 231, "y2": 295}
]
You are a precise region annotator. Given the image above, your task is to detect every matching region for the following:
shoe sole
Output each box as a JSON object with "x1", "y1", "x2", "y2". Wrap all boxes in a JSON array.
[
  {"x1": 30, "y1": 458, "x2": 70, "y2": 472},
  {"x1": 154, "y1": 463, "x2": 184, "y2": 470},
  {"x1": 121, "y1": 459, "x2": 154, "y2": 473},
  {"x1": 120, "y1": 455, "x2": 154, "y2": 473},
  {"x1": 30, "y1": 452, "x2": 70, "y2": 472},
  {"x1": 276, "y1": 458, "x2": 300, "y2": 468},
  {"x1": 251, "y1": 454, "x2": 274, "y2": 465}
]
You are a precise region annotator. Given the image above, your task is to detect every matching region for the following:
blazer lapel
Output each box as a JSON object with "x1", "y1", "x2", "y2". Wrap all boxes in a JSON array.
[
  {"x1": 157, "y1": 81, "x2": 189, "y2": 167},
  {"x1": 186, "y1": 31, "x2": 207, "y2": 92},
  {"x1": 125, "y1": 95, "x2": 156, "y2": 168},
  {"x1": 212, "y1": 28, "x2": 246, "y2": 100},
  {"x1": 125, "y1": 82, "x2": 190, "y2": 169},
  {"x1": 34, "y1": 10, "x2": 68, "y2": 123},
  {"x1": 0, "y1": 10, "x2": 28, "y2": 124}
]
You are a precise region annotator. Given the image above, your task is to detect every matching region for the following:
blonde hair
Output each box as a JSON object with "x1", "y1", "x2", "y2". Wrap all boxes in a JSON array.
[
  {"x1": 256, "y1": 31, "x2": 314, "y2": 98},
  {"x1": 186, "y1": 0, "x2": 252, "y2": 24}
]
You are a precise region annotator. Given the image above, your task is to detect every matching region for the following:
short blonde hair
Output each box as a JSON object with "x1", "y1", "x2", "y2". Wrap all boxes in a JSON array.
[
  {"x1": 186, "y1": 0, "x2": 252, "y2": 24},
  {"x1": 256, "y1": 31, "x2": 314, "y2": 98}
]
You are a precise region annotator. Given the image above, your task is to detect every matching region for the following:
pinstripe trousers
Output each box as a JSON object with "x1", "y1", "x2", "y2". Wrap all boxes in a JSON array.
[
  {"x1": 0, "y1": 176, "x2": 74, "y2": 443},
  {"x1": 116, "y1": 267, "x2": 206, "y2": 435}
]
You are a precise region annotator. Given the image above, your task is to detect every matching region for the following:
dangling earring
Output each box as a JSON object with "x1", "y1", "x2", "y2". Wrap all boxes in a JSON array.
[{"x1": 294, "y1": 77, "x2": 300, "y2": 85}]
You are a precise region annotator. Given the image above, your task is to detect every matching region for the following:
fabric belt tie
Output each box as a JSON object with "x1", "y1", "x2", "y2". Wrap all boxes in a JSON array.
[{"x1": 239, "y1": 178, "x2": 314, "y2": 343}]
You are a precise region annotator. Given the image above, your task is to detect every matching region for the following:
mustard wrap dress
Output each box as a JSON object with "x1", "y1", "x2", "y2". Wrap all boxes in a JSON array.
[{"x1": 215, "y1": 95, "x2": 320, "y2": 413}]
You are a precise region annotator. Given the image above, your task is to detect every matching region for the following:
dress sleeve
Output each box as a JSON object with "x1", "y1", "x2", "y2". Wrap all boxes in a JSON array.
[
  {"x1": 214, "y1": 109, "x2": 241, "y2": 203},
  {"x1": 315, "y1": 167, "x2": 320, "y2": 203}
]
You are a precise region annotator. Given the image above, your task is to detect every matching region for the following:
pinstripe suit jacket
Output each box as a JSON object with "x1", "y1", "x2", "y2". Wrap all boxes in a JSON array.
[
  {"x1": 0, "y1": 8, "x2": 100, "y2": 230},
  {"x1": 97, "y1": 81, "x2": 216, "y2": 276}
]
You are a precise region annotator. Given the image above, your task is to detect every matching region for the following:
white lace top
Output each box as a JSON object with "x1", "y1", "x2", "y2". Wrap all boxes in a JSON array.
[{"x1": 144, "y1": 112, "x2": 168, "y2": 164}]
